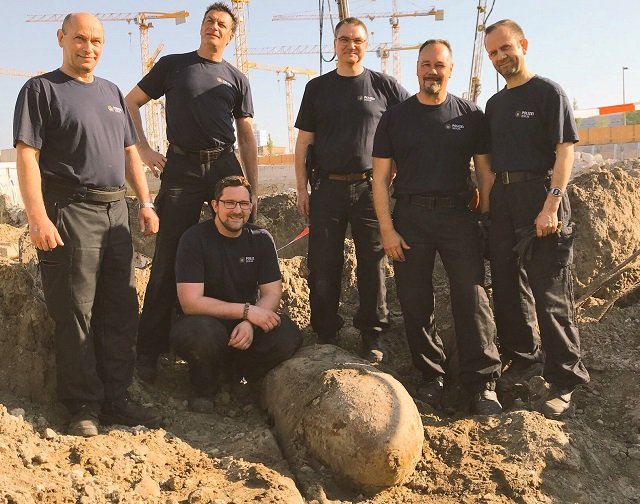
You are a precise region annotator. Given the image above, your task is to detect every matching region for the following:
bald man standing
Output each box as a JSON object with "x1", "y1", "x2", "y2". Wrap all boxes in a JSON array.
[{"x1": 14, "y1": 13, "x2": 161, "y2": 436}]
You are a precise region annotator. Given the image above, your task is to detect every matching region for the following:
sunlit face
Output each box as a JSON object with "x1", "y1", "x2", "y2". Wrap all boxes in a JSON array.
[
  {"x1": 200, "y1": 9, "x2": 234, "y2": 51},
  {"x1": 416, "y1": 42, "x2": 453, "y2": 96},
  {"x1": 57, "y1": 13, "x2": 104, "y2": 78},
  {"x1": 484, "y1": 25, "x2": 528, "y2": 80},
  {"x1": 212, "y1": 186, "x2": 252, "y2": 236},
  {"x1": 334, "y1": 23, "x2": 368, "y2": 66}
]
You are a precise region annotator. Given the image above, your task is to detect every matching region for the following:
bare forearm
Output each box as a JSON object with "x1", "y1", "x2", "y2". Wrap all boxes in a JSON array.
[
  {"x1": 124, "y1": 147, "x2": 152, "y2": 203},
  {"x1": 294, "y1": 134, "x2": 312, "y2": 191},
  {"x1": 16, "y1": 144, "x2": 46, "y2": 221},
  {"x1": 372, "y1": 158, "x2": 394, "y2": 232},
  {"x1": 238, "y1": 136, "x2": 258, "y2": 189}
]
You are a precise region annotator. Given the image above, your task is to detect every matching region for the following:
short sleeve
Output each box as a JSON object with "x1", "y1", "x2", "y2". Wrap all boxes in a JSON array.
[
  {"x1": 13, "y1": 80, "x2": 47, "y2": 149},
  {"x1": 175, "y1": 228, "x2": 205, "y2": 284},
  {"x1": 257, "y1": 230, "x2": 281, "y2": 286},
  {"x1": 372, "y1": 110, "x2": 393, "y2": 159},
  {"x1": 137, "y1": 56, "x2": 171, "y2": 100}
]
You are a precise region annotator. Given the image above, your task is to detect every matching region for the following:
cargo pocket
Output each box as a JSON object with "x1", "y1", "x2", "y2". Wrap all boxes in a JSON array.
[{"x1": 556, "y1": 221, "x2": 576, "y2": 267}]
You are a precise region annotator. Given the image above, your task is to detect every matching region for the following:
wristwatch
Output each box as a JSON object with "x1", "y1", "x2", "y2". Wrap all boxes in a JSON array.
[
  {"x1": 138, "y1": 202, "x2": 155, "y2": 210},
  {"x1": 242, "y1": 302, "x2": 251, "y2": 320},
  {"x1": 548, "y1": 187, "x2": 563, "y2": 198}
]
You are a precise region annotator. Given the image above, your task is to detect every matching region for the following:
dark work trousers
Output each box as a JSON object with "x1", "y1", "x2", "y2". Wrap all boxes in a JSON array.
[
  {"x1": 488, "y1": 178, "x2": 590, "y2": 388},
  {"x1": 137, "y1": 149, "x2": 244, "y2": 359},
  {"x1": 392, "y1": 201, "x2": 501, "y2": 392},
  {"x1": 308, "y1": 177, "x2": 389, "y2": 338},
  {"x1": 39, "y1": 193, "x2": 137, "y2": 414},
  {"x1": 170, "y1": 314, "x2": 303, "y2": 395}
]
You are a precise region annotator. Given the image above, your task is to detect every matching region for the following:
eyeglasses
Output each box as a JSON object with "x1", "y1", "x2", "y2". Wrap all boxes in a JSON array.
[
  {"x1": 218, "y1": 199, "x2": 252, "y2": 210},
  {"x1": 336, "y1": 37, "x2": 367, "y2": 46}
]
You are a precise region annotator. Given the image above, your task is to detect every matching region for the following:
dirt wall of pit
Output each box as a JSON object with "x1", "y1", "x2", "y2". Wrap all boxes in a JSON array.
[{"x1": 1, "y1": 161, "x2": 640, "y2": 404}]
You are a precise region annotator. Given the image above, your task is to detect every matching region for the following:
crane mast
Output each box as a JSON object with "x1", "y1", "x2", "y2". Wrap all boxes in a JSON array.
[
  {"x1": 465, "y1": 0, "x2": 489, "y2": 103},
  {"x1": 248, "y1": 62, "x2": 316, "y2": 153}
]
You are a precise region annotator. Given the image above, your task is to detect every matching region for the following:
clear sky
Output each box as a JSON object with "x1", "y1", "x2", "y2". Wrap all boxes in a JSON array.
[{"x1": 1, "y1": 0, "x2": 638, "y2": 151}]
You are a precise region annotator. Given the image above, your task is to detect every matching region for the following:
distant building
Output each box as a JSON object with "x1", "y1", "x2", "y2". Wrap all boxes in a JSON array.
[
  {"x1": 0, "y1": 149, "x2": 16, "y2": 162},
  {"x1": 254, "y1": 128, "x2": 269, "y2": 148}
]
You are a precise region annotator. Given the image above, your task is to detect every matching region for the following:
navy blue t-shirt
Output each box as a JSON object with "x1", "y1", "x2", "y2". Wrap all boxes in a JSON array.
[
  {"x1": 373, "y1": 94, "x2": 488, "y2": 194},
  {"x1": 485, "y1": 75, "x2": 578, "y2": 174},
  {"x1": 138, "y1": 51, "x2": 253, "y2": 150},
  {"x1": 295, "y1": 68, "x2": 410, "y2": 173},
  {"x1": 13, "y1": 70, "x2": 138, "y2": 187},
  {"x1": 175, "y1": 221, "x2": 281, "y2": 305}
]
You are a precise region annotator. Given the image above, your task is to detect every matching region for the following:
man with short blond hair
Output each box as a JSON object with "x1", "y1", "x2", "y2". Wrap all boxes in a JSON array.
[
  {"x1": 14, "y1": 12, "x2": 160, "y2": 436},
  {"x1": 125, "y1": 2, "x2": 258, "y2": 383},
  {"x1": 484, "y1": 19, "x2": 589, "y2": 418},
  {"x1": 294, "y1": 17, "x2": 410, "y2": 362}
]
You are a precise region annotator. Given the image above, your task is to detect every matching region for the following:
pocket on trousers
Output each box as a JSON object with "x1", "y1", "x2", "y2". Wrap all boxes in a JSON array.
[{"x1": 556, "y1": 221, "x2": 576, "y2": 267}]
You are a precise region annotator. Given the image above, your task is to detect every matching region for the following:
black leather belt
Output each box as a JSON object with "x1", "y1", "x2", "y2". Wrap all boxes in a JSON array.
[
  {"x1": 324, "y1": 170, "x2": 371, "y2": 182},
  {"x1": 496, "y1": 171, "x2": 551, "y2": 184},
  {"x1": 395, "y1": 193, "x2": 465, "y2": 210},
  {"x1": 43, "y1": 178, "x2": 125, "y2": 204},
  {"x1": 170, "y1": 143, "x2": 234, "y2": 163}
]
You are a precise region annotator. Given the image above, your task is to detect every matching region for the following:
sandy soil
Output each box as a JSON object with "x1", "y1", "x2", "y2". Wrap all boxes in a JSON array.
[{"x1": 0, "y1": 163, "x2": 639, "y2": 504}]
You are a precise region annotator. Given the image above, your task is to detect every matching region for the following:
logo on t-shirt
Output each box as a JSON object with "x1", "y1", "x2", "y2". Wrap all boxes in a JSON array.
[
  {"x1": 515, "y1": 110, "x2": 535, "y2": 119},
  {"x1": 239, "y1": 256, "x2": 255, "y2": 264},
  {"x1": 216, "y1": 77, "x2": 233, "y2": 88},
  {"x1": 357, "y1": 95, "x2": 376, "y2": 102},
  {"x1": 106, "y1": 105, "x2": 123, "y2": 113},
  {"x1": 445, "y1": 123, "x2": 465, "y2": 131}
]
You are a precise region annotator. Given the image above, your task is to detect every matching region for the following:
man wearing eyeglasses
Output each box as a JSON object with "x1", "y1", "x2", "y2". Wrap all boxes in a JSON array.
[
  {"x1": 294, "y1": 17, "x2": 410, "y2": 363},
  {"x1": 171, "y1": 175, "x2": 302, "y2": 412},
  {"x1": 124, "y1": 2, "x2": 258, "y2": 384}
]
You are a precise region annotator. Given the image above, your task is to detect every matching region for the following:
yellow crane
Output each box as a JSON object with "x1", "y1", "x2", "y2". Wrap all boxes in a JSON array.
[
  {"x1": 26, "y1": 11, "x2": 189, "y2": 153},
  {"x1": 247, "y1": 62, "x2": 316, "y2": 153},
  {"x1": 231, "y1": 1, "x2": 250, "y2": 77}
]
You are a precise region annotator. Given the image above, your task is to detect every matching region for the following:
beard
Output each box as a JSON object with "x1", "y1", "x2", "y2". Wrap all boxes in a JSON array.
[
  {"x1": 421, "y1": 78, "x2": 443, "y2": 95},
  {"x1": 495, "y1": 56, "x2": 520, "y2": 78}
]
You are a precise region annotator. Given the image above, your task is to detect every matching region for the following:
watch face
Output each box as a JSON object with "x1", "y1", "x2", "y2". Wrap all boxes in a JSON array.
[{"x1": 550, "y1": 188, "x2": 562, "y2": 197}]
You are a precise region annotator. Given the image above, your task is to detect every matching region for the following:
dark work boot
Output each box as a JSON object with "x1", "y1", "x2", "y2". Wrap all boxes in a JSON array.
[
  {"x1": 68, "y1": 404, "x2": 100, "y2": 437},
  {"x1": 472, "y1": 381, "x2": 503, "y2": 416},
  {"x1": 414, "y1": 376, "x2": 444, "y2": 409},
  {"x1": 135, "y1": 354, "x2": 158, "y2": 384},
  {"x1": 361, "y1": 332, "x2": 386, "y2": 364},
  {"x1": 101, "y1": 393, "x2": 162, "y2": 428}
]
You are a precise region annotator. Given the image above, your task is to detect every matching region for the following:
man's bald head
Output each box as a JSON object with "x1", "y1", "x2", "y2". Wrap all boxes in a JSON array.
[{"x1": 57, "y1": 12, "x2": 105, "y2": 81}]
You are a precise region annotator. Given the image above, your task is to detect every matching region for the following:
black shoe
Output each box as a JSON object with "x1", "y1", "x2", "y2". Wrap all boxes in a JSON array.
[
  {"x1": 188, "y1": 396, "x2": 215, "y2": 414},
  {"x1": 361, "y1": 333, "x2": 386, "y2": 364},
  {"x1": 496, "y1": 359, "x2": 544, "y2": 394},
  {"x1": 472, "y1": 389, "x2": 503, "y2": 416},
  {"x1": 68, "y1": 405, "x2": 99, "y2": 437},
  {"x1": 136, "y1": 354, "x2": 158, "y2": 384},
  {"x1": 101, "y1": 394, "x2": 162, "y2": 428},
  {"x1": 415, "y1": 377, "x2": 444, "y2": 409},
  {"x1": 540, "y1": 385, "x2": 574, "y2": 419}
]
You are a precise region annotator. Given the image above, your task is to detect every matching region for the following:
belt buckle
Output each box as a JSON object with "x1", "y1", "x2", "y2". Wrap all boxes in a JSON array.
[{"x1": 502, "y1": 172, "x2": 510, "y2": 184}]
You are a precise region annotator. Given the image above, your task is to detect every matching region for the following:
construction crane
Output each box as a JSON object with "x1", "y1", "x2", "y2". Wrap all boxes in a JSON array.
[
  {"x1": 273, "y1": 5, "x2": 443, "y2": 81},
  {"x1": 248, "y1": 62, "x2": 316, "y2": 153},
  {"x1": 26, "y1": 11, "x2": 189, "y2": 153},
  {"x1": 0, "y1": 68, "x2": 43, "y2": 78},
  {"x1": 336, "y1": 0, "x2": 350, "y2": 20},
  {"x1": 463, "y1": 0, "x2": 494, "y2": 103},
  {"x1": 231, "y1": 1, "x2": 250, "y2": 77},
  {"x1": 376, "y1": 43, "x2": 421, "y2": 75}
]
